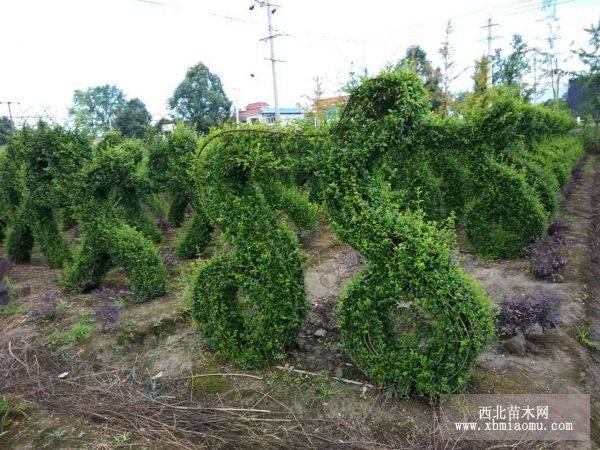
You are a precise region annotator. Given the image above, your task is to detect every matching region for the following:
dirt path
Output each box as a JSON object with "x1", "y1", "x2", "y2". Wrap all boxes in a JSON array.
[{"x1": 585, "y1": 152, "x2": 600, "y2": 444}]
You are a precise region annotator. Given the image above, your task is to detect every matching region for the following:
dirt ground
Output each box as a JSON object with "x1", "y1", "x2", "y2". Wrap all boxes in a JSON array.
[{"x1": 1, "y1": 153, "x2": 599, "y2": 449}]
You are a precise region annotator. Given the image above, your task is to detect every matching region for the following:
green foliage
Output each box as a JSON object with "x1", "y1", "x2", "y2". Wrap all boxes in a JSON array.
[
  {"x1": 49, "y1": 322, "x2": 92, "y2": 346},
  {"x1": 168, "y1": 62, "x2": 232, "y2": 134},
  {"x1": 63, "y1": 140, "x2": 166, "y2": 301},
  {"x1": 320, "y1": 69, "x2": 494, "y2": 397},
  {"x1": 115, "y1": 98, "x2": 152, "y2": 138},
  {"x1": 464, "y1": 161, "x2": 548, "y2": 259},
  {"x1": 1, "y1": 123, "x2": 91, "y2": 267},
  {"x1": 492, "y1": 34, "x2": 531, "y2": 94},
  {"x1": 0, "y1": 116, "x2": 12, "y2": 146},
  {"x1": 576, "y1": 323, "x2": 600, "y2": 351},
  {"x1": 473, "y1": 56, "x2": 490, "y2": 95},
  {"x1": 147, "y1": 124, "x2": 214, "y2": 256},
  {"x1": 174, "y1": 209, "x2": 213, "y2": 259},
  {"x1": 69, "y1": 84, "x2": 126, "y2": 137},
  {"x1": 186, "y1": 126, "x2": 316, "y2": 368},
  {"x1": 0, "y1": 395, "x2": 27, "y2": 435},
  {"x1": 397, "y1": 45, "x2": 444, "y2": 111}
]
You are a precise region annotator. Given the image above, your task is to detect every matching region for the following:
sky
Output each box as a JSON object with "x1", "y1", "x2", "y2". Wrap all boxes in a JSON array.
[{"x1": 0, "y1": 0, "x2": 598, "y2": 126}]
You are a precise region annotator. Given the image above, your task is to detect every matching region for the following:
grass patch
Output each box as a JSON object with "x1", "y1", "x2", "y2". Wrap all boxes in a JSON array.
[
  {"x1": 0, "y1": 395, "x2": 27, "y2": 437},
  {"x1": 576, "y1": 324, "x2": 600, "y2": 351},
  {"x1": 49, "y1": 323, "x2": 93, "y2": 347}
]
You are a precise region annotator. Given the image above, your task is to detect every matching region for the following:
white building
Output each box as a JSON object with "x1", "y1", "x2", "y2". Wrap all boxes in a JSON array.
[{"x1": 238, "y1": 101, "x2": 303, "y2": 125}]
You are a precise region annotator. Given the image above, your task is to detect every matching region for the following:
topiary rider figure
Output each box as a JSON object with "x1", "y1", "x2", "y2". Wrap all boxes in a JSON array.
[
  {"x1": 186, "y1": 125, "x2": 317, "y2": 368},
  {"x1": 1, "y1": 122, "x2": 91, "y2": 268},
  {"x1": 63, "y1": 139, "x2": 167, "y2": 301}
]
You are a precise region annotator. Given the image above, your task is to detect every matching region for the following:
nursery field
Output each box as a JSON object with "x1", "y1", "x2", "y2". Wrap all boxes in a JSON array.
[{"x1": 0, "y1": 70, "x2": 599, "y2": 449}]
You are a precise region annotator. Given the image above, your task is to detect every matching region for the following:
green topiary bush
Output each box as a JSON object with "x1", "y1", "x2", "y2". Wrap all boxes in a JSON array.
[
  {"x1": 1, "y1": 123, "x2": 91, "y2": 268},
  {"x1": 319, "y1": 69, "x2": 494, "y2": 397},
  {"x1": 186, "y1": 126, "x2": 317, "y2": 368},
  {"x1": 463, "y1": 161, "x2": 548, "y2": 259},
  {"x1": 147, "y1": 125, "x2": 214, "y2": 257},
  {"x1": 63, "y1": 140, "x2": 166, "y2": 302}
]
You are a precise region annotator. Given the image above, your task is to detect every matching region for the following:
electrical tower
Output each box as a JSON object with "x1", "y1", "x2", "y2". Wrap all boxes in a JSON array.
[
  {"x1": 481, "y1": 18, "x2": 500, "y2": 86},
  {"x1": 251, "y1": 0, "x2": 284, "y2": 121}
]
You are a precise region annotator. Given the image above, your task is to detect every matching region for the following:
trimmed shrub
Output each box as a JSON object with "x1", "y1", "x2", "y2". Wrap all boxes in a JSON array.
[
  {"x1": 63, "y1": 141, "x2": 166, "y2": 302},
  {"x1": 464, "y1": 161, "x2": 548, "y2": 259},
  {"x1": 1, "y1": 123, "x2": 91, "y2": 267},
  {"x1": 321, "y1": 70, "x2": 493, "y2": 397},
  {"x1": 186, "y1": 127, "x2": 315, "y2": 368}
]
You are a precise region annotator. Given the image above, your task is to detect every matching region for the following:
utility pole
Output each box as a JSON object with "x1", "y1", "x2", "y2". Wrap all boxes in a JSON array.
[
  {"x1": 265, "y1": 1, "x2": 279, "y2": 121},
  {"x1": 533, "y1": 53, "x2": 538, "y2": 99},
  {"x1": 0, "y1": 101, "x2": 19, "y2": 129},
  {"x1": 481, "y1": 18, "x2": 499, "y2": 87},
  {"x1": 251, "y1": 0, "x2": 284, "y2": 122}
]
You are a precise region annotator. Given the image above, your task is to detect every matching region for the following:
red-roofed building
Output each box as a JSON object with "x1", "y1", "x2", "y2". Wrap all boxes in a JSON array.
[
  {"x1": 238, "y1": 101, "x2": 270, "y2": 123},
  {"x1": 236, "y1": 101, "x2": 304, "y2": 125}
]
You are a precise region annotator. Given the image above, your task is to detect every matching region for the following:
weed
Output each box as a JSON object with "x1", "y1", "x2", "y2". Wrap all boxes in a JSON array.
[
  {"x1": 265, "y1": 369, "x2": 304, "y2": 390},
  {"x1": 0, "y1": 395, "x2": 27, "y2": 435},
  {"x1": 94, "y1": 304, "x2": 119, "y2": 332},
  {"x1": 114, "y1": 297, "x2": 126, "y2": 309},
  {"x1": 113, "y1": 431, "x2": 131, "y2": 444},
  {"x1": 314, "y1": 371, "x2": 333, "y2": 399},
  {"x1": 116, "y1": 319, "x2": 145, "y2": 344},
  {"x1": 576, "y1": 324, "x2": 600, "y2": 350},
  {"x1": 27, "y1": 293, "x2": 60, "y2": 321},
  {"x1": 49, "y1": 323, "x2": 92, "y2": 347}
]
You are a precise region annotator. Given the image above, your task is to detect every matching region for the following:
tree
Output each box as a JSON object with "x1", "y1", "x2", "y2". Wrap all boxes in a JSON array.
[
  {"x1": 341, "y1": 63, "x2": 369, "y2": 93},
  {"x1": 69, "y1": 85, "x2": 126, "y2": 137},
  {"x1": 473, "y1": 56, "x2": 491, "y2": 95},
  {"x1": 0, "y1": 116, "x2": 13, "y2": 146},
  {"x1": 168, "y1": 63, "x2": 231, "y2": 134},
  {"x1": 397, "y1": 45, "x2": 444, "y2": 111},
  {"x1": 114, "y1": 98, "x2": 152, "y2": 138},
  {"x1": 574, "y1": 19, "x2": 600, "y2": 148},
  {"x1": 539, "y1": 23, "x2": 571, "y2": 101},
  {"x1": 574, "y1": 19, "x2": 599, "y2": 75},
  {"x1": 492, "y1": 34, "x2": 531, "y2": 91},
  {"x1": 438, "y1": 20, "x2": 465, "y2": 116}
]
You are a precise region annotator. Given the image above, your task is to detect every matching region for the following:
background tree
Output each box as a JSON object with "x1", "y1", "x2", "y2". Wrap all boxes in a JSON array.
[
  {"x1": 397, "y1": 45, "x2": 444, "y2": 111},
  {"x1": 492, "y1": 34, "x2": 531, "y2": 93},
  {"x1": 438, "y1": 20, "x2": 465, "y2": 116},
  {"x1": 575, "y1": 19, "x2": 600, "y2": 74},
  {"x1": 341, "y1": 63, "x2": 369, "y2": 93},
  {"x1": 69, "y1": 85, "x2": 126, "y2": 137},
  {"x1": 473, "y1": 56, "x2": 491, "y2": 95},
  {"x1": 168, "y1": 63, "x2": 231, "y2": 134},
  {"x1": 0, "y1": 116, "x2": 13, "y2": 146},
  {"x1": 114, "y1": 98, "x2": 152, "y2": 138},
  {"x1": 575, "y1": 19, "x2": 600, "y2": 148},
  {"x1": 539, "y1": 23, "x2": 571, "y2": 101}
]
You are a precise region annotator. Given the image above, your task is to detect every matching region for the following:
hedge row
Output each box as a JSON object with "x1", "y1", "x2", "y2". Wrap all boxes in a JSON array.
[{"x1": 414, "y1": 89, "x2": 581, "y2": 258}]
